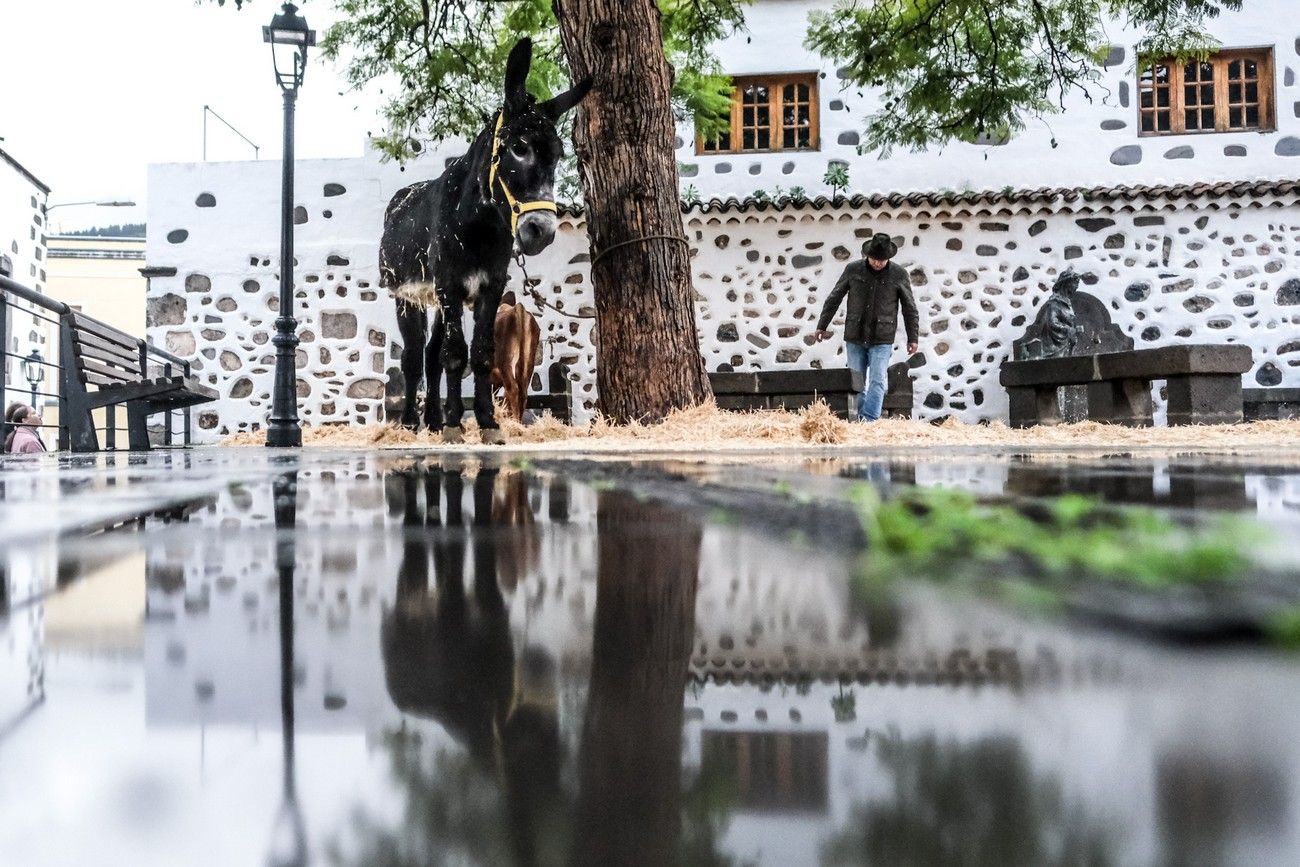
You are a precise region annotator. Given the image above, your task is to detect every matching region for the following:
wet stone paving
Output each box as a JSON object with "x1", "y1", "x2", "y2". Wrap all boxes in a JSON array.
[{"x1": 2, "y1": 446, "x2": 1300, "y2": 866}]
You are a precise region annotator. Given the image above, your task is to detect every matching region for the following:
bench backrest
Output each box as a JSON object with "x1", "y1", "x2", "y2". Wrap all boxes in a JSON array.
[{"x1": 65, "y1": 312, "x2": 145, "y2": 388}]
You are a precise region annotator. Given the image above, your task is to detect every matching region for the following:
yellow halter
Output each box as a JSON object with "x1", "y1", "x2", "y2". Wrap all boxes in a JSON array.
[{"x1": 488, "y1": 112, "x2": 558, "y2": 236}]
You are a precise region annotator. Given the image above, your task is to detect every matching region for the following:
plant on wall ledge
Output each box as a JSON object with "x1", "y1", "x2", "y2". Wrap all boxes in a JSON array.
[
  {"x1": 787, "y1": 185, "x2": 808, "y2": 204},
  {"x1": 824, "y1": 162, "x2": 850, "y2": 201},
  {"x1": 750, "y1": 189, "x2": 770, "y2": 202},
  {"x1": 681, "y1": 184, "x2": 701, "y2": 206}
]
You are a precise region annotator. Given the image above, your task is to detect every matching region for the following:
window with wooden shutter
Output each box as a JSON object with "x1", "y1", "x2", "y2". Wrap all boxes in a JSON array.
[
  {"x1": 697, "y1": 73, "x2": 820, "y2": 155},
  {"x1": 1139, "y1": 48, "x2": 1274, "y2": 135}
]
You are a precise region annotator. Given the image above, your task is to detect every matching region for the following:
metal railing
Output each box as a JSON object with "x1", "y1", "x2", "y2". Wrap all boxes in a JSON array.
[{"x1": 1, "y1": 273, "x2": 195, "y2": 451}]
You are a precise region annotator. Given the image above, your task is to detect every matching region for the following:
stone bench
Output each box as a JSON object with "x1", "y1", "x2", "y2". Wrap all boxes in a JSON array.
[
  {"x1": 711, "y1": 369, "x2": 865, "y2": 419},
  {"x1": 1243, "y1": 388, "x2": 1300, "y2": 421},
  {"x1": 999, "y1": 344, "x2": 1253, "y2": 427},
  {"x1": 711, "y1": 365, "x2": 915, "y2": 420}
]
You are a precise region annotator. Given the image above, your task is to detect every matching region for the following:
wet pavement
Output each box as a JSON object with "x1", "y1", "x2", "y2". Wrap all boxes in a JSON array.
[{"x1": 3, "y1": 446, "x2": 1300, "y2": 866}]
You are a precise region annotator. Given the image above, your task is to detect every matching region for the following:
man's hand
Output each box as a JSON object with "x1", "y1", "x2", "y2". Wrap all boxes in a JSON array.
[
  {"x1": 814, "y1": 330, "x2": 833, "y2": 342},
  {"x1": 907, "y1": 341, "x2": 918, "y2": 355}
]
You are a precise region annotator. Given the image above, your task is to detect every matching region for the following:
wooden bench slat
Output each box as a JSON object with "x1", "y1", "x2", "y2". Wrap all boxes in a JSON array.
[
  {"x1": 83, "y1": 369, "x2": 134, "y2": 388},
  {"x1": 69, "y1": 311, "x2": 138, "y2": 350},
  {"x1": 76, "y1": 349, "x2": 139, "y2": 378},
  {"x1": 79, "y1": 356, "x2": 136, "y2": 384},
  {"x1": 75, "y1": 331, "x2": 141, "y2": 369}
]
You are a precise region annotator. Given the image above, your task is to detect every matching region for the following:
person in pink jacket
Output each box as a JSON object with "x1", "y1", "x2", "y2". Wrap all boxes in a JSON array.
[{"x1": 6, "y1": 405, "x2": 46, "y2": 453}]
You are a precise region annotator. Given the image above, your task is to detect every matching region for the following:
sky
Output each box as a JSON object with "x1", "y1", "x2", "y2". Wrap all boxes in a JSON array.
[{"x1": 0, "y1": 0, "x2": 383, "y2": 233}]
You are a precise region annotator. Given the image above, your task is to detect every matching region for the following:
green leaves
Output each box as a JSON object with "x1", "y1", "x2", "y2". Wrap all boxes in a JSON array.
[
  {"x1": 823, "y1": 162, "x2": 849, "y2": 197},
  {"x1": 316, "y1": 0, "x2": 750, "y2": 161},
  {"x1": 805, "y1": 0, "x2": 1243, "y2": 154},
  {"x1": 852, "y1": 483, "x2": 1256, "y2": 592}
]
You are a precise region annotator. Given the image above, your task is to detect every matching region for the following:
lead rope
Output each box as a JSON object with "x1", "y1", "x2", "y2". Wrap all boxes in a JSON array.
[{"x1": 512, "y1": 245, "x2": 595, "y2": 322}]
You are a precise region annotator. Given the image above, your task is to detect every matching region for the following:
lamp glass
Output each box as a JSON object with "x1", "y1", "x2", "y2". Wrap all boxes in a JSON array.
[
  {"x1": 22, "y1": 351, "x2": 43, "y2": 385},
  {"x1": 263, "y1": 4, "x2": 315, "y2": 92}
]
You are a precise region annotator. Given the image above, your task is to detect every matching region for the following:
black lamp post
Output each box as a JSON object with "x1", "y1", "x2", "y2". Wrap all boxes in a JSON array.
[
  {"x1": 22, "y1": 349, "x2": 44, "y2": 407},
  {"x1": 263, "y1": 3, "x2": 314, "y2": 448},
  {"x1": 267, "y1": 471, "x2": 307, "y2": 867}
]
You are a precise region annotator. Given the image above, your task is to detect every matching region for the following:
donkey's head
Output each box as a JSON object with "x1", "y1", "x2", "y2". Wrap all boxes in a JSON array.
[{"x1": 490, "y1": 38, "x2": 592, "y2": 256}]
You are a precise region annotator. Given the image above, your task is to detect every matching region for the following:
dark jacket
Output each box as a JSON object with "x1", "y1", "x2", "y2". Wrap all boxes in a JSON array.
[{"x1": 817, "y1": 260, "x2": 919, "y2": 346}]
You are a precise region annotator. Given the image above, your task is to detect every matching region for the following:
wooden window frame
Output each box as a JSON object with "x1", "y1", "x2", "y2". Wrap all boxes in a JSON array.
[
  {"x1": 1138, "y1": 47, "x2": 1275, "y2": 136},
  {"x1": 696, "y1": 72, "x2": 821, "y2": 155}
]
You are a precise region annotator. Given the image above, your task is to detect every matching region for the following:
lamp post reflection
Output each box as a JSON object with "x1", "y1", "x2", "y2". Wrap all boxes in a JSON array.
[{"x1": 267, "y1": 470, "x2": 308, "y2": 867}]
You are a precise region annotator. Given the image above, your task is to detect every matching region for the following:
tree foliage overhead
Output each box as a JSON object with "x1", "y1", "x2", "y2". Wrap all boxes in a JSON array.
[
  {"x1": 319, "y1": 0, "x2": 747, "y2": 160},
  {"x1": 216, "y1": 0, "x2": 1252, "y2": 158},
  {"x1": 805, "y1": 0, "x2": 1244, "y2": 155}
]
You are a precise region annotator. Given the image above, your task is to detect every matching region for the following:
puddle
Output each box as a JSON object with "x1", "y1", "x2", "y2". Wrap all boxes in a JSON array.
[{"x1": 3, "y1": 449, "x2": 1300, "y2": 865}]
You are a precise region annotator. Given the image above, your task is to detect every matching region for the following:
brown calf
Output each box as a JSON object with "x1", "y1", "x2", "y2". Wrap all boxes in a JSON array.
[{"x1": 490, "y1": 291, "x2": 541, "y2": 423}]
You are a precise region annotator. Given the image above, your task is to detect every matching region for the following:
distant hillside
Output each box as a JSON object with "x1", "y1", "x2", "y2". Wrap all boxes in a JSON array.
[{"x1": 63, "y1": 223, "x2": 146, "y2": 238}]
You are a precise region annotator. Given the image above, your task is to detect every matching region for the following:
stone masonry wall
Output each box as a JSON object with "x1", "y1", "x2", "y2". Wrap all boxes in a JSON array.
[{"x1": 145, "y1": 155, "x2": 1300, "y2": 439}]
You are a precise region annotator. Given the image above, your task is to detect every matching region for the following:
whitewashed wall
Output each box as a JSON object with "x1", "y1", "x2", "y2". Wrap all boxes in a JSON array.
[
  {"x1": 681, "y1": 0, "x2": 1300, "y2": 198},
  {"x1": 1, "y1": 151, "x2": 51, "y2": 395},
  {"x1": 145, "y1": 1, "x2": 1300, "y2": 439},
  {"x1": 146, "y1": 149, "x2": 1300, "y2": 438}
]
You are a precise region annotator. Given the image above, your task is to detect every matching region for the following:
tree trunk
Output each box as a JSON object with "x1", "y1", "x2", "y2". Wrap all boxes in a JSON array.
[
  {"x1": 553, "y1": 0, "x2": 713, "y2": 423},
  {"x1": 571, "y1": 492, "x2": 701, "y2": 866}
]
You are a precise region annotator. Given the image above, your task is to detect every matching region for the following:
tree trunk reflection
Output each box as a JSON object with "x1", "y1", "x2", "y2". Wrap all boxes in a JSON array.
[{"x1": 572, "y1": 491, "x2": 702, "y2": 867}]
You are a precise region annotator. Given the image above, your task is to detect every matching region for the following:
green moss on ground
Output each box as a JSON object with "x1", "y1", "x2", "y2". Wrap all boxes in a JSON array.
[{"x1": 850, "y1": 485, "x2": 1290, "y2": 645}]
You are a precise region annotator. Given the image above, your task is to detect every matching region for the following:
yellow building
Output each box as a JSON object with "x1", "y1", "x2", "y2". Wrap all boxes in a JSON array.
[
  {"x1": 36, "y1": 235, "x2": 148, "y2": 443},
  {"x1": 44, "y1": 234, "x2": 146, "y2": 334}
]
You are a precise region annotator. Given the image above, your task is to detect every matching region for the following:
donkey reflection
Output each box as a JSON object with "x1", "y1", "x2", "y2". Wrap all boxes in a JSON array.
[{"x1": 382, "y1": 462, "x2": 563, "y2": 864}]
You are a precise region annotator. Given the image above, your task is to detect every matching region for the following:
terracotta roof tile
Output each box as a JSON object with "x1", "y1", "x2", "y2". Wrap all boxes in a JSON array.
[{"x1": 556, "y1": 178, "x2": 1298, "y2": 219}]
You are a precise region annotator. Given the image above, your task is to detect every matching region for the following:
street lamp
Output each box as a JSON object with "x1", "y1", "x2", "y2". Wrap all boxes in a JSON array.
[
  {"x1": 22, "y1": 349, "x2": 44, "y2": 406},
  {"x1": 263, "y1": 2, "x2": 314, "y2": 448},
  {"x1": 45, "y1": 200, "x2": 137, "y2": 212},
  {"x1": 44, "y1": 200, "x2": 137, "y2": 233}
]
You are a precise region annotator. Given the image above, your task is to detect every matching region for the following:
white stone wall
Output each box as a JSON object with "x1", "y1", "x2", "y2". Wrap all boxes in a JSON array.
[
  {"x1": 1, "y1": 151, "x2": 51, "y2": 396},
  {"x1": 694, "y1": 193, "x2": 1300, "y2": 421},
  {"x1": 147, "y1": 149, "x2": 1300, "y2": 438},
  {"x1": 679, "y1": 0, "x2": 1300, "y2": 199},
  {"x1": 144, "y1": 0, "x2": 1300, "y2": 439}
]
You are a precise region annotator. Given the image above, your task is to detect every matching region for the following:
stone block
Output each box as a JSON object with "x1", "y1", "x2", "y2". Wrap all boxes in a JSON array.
[
  {"x1": 147, "y1": 293, "x2": 187, "y2": 327},
  {"x1": 751, "y1": 368, "x2": 863, "y2": 394},
  {"x1": 1095, "y1": 345, "x2": 1252, "y2": 380},
  {"x1": 714, "y1": 394, "x2": 764, "y2": 411},
  {"x1": 708, "y1": 371, "x2": 759, "y2": 394},
  {"x1": 321, "y1": 311, "x2": 358, "y2": 339},
  {"x1": 1242, "y1": 388, "x2": 1300, "y2": 421},
  {"x1": 1110, "y1": 145, "x2": 1142, "y2": 166},
  {"x1": 1000, "y1": 355, "x2": 1097, "y2": 388},
  {"x1": 1086, "y1": 378, "x2": 1153, "y2": 427},
  {"x1": 1165, "y1": 374, "x2": 1243, "y2": 425},
  {"x1": 1007, "y1": 386, "x2": 1062, "y2": 428}
]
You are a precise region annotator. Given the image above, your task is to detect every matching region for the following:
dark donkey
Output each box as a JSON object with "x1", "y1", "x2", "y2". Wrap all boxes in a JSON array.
[{"x1": 379, "y1": 38, "x2": 590, "y2": 443}]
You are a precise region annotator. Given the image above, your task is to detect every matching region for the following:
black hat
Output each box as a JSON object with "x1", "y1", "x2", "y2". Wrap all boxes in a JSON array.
[{"x1": 863, "y1": 232, "x2": 897, "y2": 261}]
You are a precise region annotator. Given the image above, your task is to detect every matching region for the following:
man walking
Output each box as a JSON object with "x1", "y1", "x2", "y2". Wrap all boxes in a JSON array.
[{"x1": 814, "y1": 232, "x2": 919, "y2": 421}]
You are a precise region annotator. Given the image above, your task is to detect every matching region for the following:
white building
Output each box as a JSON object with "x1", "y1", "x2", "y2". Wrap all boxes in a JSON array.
[
  {"x1": 144, "y1": 0, "x2": 1300, "y2": 438},
  {"x1": 1, "y1": 146, "x2": 52, "y2": 410}
]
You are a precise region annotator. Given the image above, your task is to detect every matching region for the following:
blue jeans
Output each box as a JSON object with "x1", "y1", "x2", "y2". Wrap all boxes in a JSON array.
[{"x1": 845, "y1": 342, "x2": 892, "y2": 421}]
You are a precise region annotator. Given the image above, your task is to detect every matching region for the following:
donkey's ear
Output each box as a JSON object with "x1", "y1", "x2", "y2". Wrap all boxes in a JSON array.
[
  {"x1": 539, "y1": 77, "x2": 594, "y2": 121},
  {"x1": 503, "y1": 38, "x2": 533, "y2": 108}
]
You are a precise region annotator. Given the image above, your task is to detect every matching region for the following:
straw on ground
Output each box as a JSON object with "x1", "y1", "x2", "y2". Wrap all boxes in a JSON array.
[{"x1": 220, "y1": 401, "x2": 1300, "y2": 452}]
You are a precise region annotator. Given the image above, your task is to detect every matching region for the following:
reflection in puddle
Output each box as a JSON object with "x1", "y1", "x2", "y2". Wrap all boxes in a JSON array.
[{"x1": 2, "y1": 451, "x2": 1300, "y2": 865}]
